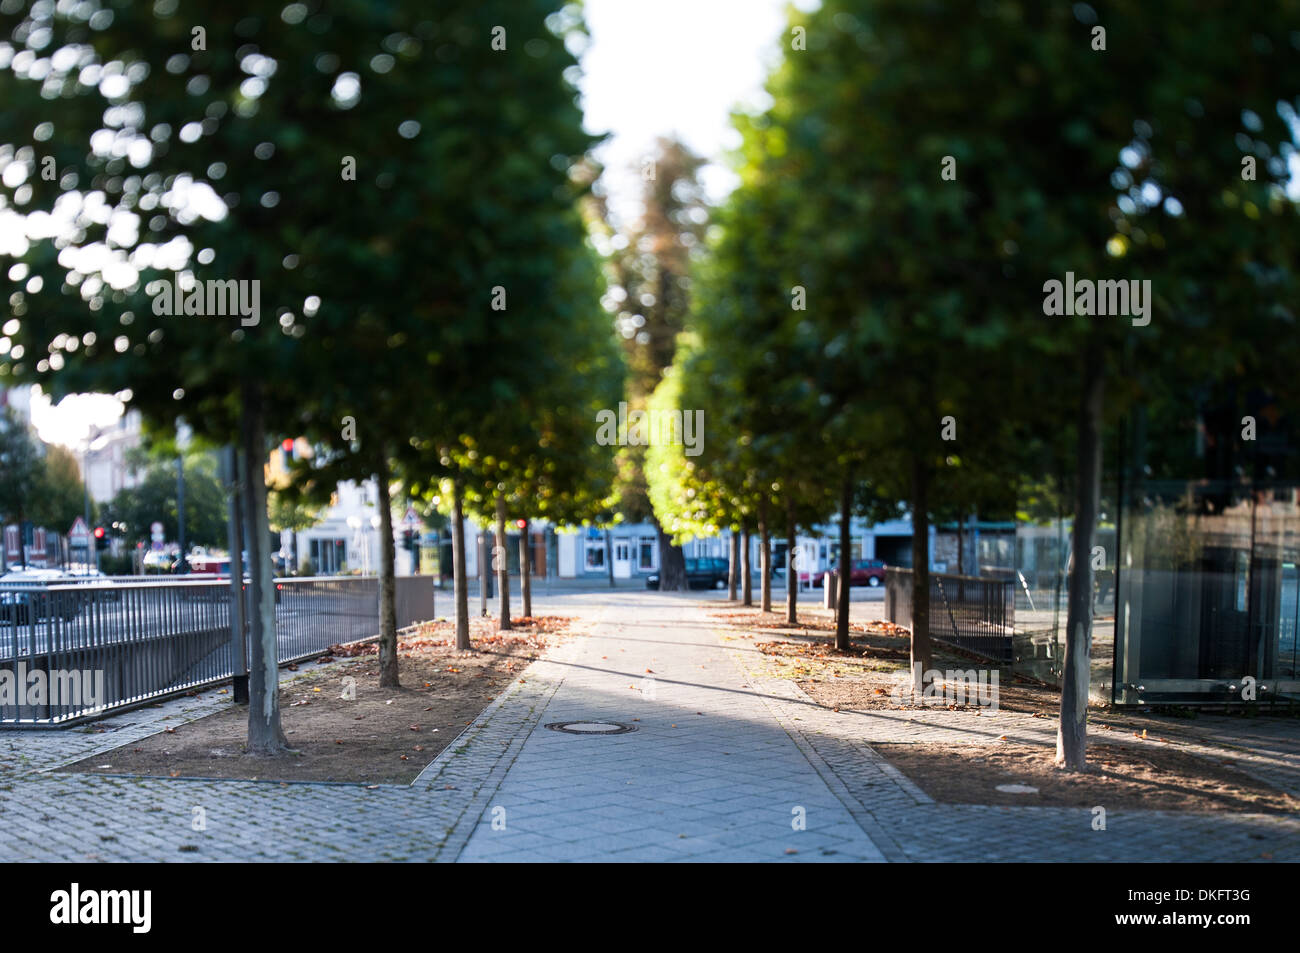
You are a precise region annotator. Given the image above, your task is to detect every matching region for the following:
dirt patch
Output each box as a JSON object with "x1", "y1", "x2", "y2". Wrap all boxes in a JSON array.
[
  {"x1": 875, "y1": 741, "x2": 1299, "y2": 813},
  {"x1": 709, "y1": 606, "x2": 1081, "y2": 715},
  {"x1": 798, "y1": 669, "x2": 1061, "y2": 715},
  {"x1": 63, "y1": 616, "x2": 573, "y2": 785},
  {"x1": 710, "y1": 609, "x2": 906, "y2": 638}
]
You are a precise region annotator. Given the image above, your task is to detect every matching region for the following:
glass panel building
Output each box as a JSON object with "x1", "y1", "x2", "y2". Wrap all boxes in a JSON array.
[
  {"x1": 1009, "y1": 396, "x2": 1299, "y2": 708},
  {"x1": 1113, "y1": 479, "x2": 1300, "y2": 706}
]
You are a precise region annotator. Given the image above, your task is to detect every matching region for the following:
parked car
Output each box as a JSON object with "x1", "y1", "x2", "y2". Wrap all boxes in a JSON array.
[
  {"x1": 810, "y1": 558, "x2": 888, "y2": 588},
  {"x1": 186, "y1": 554, "x2": 232, "y2": 575},
  {"x1": 142, "y1": 550, "x2": 177, "y2": 573},
  {"x1": 645, "y1": 557, "x2": 730, "y2": 590},
  {"x1": 0, "y1": 569, "x2": 82, "y2": 624}
]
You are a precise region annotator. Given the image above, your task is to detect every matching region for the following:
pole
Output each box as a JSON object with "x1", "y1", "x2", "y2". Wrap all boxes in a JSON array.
[
  {"x1": 176, "y1": 454, "x2": 186, "y2": 574},
  {"x1": 478, "y1": 531, "x2": 489, "y2": 616},
  {"x1": 222, "y1": 446, "x2": 249, "y2": 704}
]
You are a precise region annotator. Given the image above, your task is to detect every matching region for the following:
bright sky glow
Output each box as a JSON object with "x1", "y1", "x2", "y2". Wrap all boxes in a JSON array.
[{"x1": 579, "y1": 0, "x2": 804, "y2": 225}]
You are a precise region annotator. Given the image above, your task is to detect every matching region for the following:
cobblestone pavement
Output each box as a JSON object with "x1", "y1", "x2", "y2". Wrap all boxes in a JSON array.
[
  {"x1": 455, "y1": 594, "x2": 883, "y2": 862},
  {"x1": 0, "y1": 590, "x2": 1295, "y2": 862}
]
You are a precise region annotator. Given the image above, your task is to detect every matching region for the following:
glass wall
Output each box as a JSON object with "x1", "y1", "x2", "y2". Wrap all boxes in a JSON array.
[
  {"x1": 1114, "y1": 479, "x2": 1300, "y2": 705},
  {"x1": 1009, "y1": 517, "x2": 1117, "y2": 704}
]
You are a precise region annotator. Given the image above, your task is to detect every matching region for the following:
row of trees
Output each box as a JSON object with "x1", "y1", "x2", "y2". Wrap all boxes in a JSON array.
[
  {"x1": 0, "y1": 0, "x2": 621, "y2": 751},
  {"x1": 647, "y1": 0, "x2": 1300, "y2": 771}
]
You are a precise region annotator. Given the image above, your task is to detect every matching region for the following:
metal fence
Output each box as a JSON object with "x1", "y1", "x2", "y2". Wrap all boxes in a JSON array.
[
  {"x1": 885, "y1": 567, "x2": 1015, "y2": 663},
  {"x1": 0, "y1": 574, "x2": 435, "y2": 726}
]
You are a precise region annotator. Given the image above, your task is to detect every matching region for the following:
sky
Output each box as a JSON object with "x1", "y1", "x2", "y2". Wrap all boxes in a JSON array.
[{"x1": 28, "y1": 0, "x2": 806, "y2": 449}]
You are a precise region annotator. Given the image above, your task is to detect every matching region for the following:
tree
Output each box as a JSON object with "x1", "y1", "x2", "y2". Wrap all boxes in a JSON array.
[
  {"x1": 597, "y1": 136, "x2": 710, "y2": 591},
  {"x1": 0, "y1": 408, "x2": 42, "y2": 568},
  {"x1": 744, "y1": 0, "x2": 1300, "y2": 771},
  {"x1": 28, "y1": 442, "x2": 87, "y2": 533},
  {"x1": 0, "y1": 0, "x2": 605, "y2": 730},
  {"x1": 102, "y1": 454, "x2": 225, "y2": 550}
]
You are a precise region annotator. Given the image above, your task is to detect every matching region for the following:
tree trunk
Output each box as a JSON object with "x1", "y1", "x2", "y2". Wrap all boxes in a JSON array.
[
  {"x1": 836, "y1": 471, "x2": 852, "y2": 651},
  {"x1": 239, "y1": 383, "x2": 287, "y2": 754},
  {"x1": 910, "y1": 456, "x2": 933, "y2": 677},
  {"x1": 495, "y1": 494, "x2": 511, "y2": 630},
  {"x1": 375, "y1": 455, "x2": 400, "y2": 687},
  {"x1": 451, "y1": 479, "x2": 470, "y2": 650},
  {"x1": 759, "y1": 498, "x2": 772, "y2": 612},
  {"x1": 740, "y1": 524, "x2": 752, "y2": 606},
  {"x1": 1057, "y1": 342, "x2": 1104, "y2": 772},
  {"x1": 728, "y1": 529, "x2": 739, "y2": 601},
  {"x1": 786, "y1": 496, "x2": 797, "y2": 625},
  {"x1": 657, "y1": 522, "x2": 688, "y2": 591},
  {"x1": 519, "y1": 518, "x2": 532, "y2": 619}
]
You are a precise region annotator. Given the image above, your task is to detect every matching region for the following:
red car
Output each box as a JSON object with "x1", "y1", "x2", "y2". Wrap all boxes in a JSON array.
[{"x1": 808, "y1": 558, "x2": 888, "y2": 588}]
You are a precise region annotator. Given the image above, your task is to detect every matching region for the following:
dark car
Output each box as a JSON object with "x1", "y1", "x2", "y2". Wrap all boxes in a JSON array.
[
  {"x1": 810, "y1": 558, "x2": 887, "y2": 588},
  {"x1": 0, "y1": 569, "x2": 82, "y2": 624},
  {"x1": 645, "y1": 557, "x2": 730, "y2": 590}
]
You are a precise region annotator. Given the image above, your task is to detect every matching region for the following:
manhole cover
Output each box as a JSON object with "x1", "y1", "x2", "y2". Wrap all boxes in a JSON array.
[{"x1": 544, "y1": 721, "x2": 638, "y2": 735}]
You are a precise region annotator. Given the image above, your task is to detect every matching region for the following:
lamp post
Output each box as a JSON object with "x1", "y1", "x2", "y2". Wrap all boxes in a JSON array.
[
  {"x1": 175, "y1": 420, "x2": 192, "y2": 574},
  {"x1": 346, "y1": 515, "x2": 362, "y2": 575}
]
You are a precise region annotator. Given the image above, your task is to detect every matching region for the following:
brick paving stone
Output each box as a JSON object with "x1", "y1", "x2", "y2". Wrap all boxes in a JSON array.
[{"x1": 0, "y1": 590, "x2": 1295, "y2": 862}]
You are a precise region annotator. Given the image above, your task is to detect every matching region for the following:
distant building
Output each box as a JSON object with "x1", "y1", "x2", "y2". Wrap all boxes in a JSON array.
[
  {"x1": 84, "y1": 410, "x2": 144, "y2": 504},
  {"x1": 553, "y1": 515, "x2": 927, "y2": 581},
  {"x1": 292, "y1": 479, "x2": 413, "y2": 577}
]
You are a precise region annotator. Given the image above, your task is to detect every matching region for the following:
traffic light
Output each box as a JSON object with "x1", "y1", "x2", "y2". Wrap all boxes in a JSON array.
[
  {"x1": 402, "y1": 529, "x2": 416, "y2": 552},
  {"x1": 93, "y1": 526, "x2": 107, "y2": 551},
  {"x1": 281, "y1": 437, "x2": 295, "y2": 460}
]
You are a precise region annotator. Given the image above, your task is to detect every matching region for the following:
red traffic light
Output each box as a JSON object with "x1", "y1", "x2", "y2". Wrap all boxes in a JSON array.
[
  {"x1": 281, "y1": 438, "x2": 294, "y2": 453},
  {"x1": 93, "y1": 526, "x2": 105, "y2": 539}
]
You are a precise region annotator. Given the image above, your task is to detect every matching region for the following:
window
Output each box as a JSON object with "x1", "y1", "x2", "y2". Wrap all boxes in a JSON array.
[
  {"x1": 585, "y1": 541, "x2": 606, "y2": 571},
  {"x1": 638, "y1": 536, "x2": 657, "y2": 571},
  {"x1": 310, "y1": 537, "x2": 346, "y2": 574}
]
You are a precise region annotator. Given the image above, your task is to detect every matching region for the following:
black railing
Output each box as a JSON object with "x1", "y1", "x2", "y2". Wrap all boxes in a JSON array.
[
  {"x1": 885, "y1": 568, "x2": 1015, "y2": 663},
  {"x1": 0, "y1": 574, "x2": 434, "y2": 726}
]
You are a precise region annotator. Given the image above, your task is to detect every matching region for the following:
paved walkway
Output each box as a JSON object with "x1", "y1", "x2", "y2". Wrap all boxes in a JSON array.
[
  {"x1": 0, "y1": 590, "x2": 1296, "y2": 862},
  {"x1": 454, "y1": 594, "x2": 882, "y2": 861}
]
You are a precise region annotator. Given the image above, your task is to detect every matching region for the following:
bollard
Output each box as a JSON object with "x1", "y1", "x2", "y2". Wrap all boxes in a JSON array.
[{"x1": 823, "y1": 571, "x2": 837, "y2": 611}]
